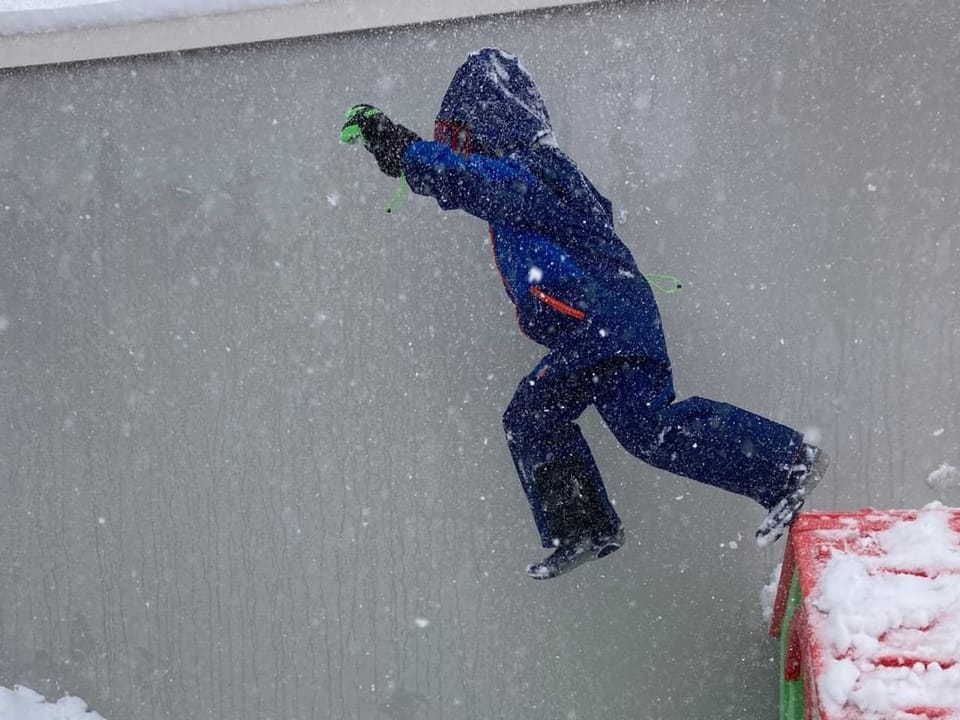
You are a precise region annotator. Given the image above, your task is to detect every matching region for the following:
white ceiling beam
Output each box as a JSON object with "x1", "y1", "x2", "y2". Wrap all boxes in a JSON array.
[{"x1": 0, "y1": 0, "x2": 598, "y2": 69}]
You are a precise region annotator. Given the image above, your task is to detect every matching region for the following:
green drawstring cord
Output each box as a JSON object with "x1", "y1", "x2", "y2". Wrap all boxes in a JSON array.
[
  {"x1": 385, "y1": 176, "x2": 409, "y2": 214},
  {"x1": 644, "y1": 274, "x2": 683, "y2": 294}
]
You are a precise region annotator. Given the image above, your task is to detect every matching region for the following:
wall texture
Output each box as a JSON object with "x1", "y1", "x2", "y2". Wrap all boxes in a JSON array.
[{"x1": 2, "y1": 1, "x2": 959, "y2": 718}]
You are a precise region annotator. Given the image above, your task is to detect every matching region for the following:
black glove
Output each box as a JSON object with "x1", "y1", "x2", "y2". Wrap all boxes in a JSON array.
[{"x1": 340, "y1": 104, "x2": 421, "y2": 178}]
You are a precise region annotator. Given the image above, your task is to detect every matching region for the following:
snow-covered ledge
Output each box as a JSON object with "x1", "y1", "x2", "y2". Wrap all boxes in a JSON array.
[{"x1": 0, "y1": 0, "x2": 595, "y2": 69}]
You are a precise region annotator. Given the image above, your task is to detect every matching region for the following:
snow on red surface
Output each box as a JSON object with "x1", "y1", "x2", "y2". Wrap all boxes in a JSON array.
[{"x1": 771, "y1": 503, "x2": 960, "y2": 720}]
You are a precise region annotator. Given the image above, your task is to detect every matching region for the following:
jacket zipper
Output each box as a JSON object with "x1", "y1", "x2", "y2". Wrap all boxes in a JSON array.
[{"x1": 529, "y1": 286, "x2": 586, "y2": 321}]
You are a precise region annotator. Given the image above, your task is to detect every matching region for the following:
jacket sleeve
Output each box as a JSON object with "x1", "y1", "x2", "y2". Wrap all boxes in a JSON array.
[{"x1": 401, "y1": 140, "x2": 577, "y2": 234}]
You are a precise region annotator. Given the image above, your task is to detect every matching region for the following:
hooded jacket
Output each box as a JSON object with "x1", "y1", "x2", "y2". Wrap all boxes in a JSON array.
[{"x1": 402, "y1": 48, "x2": 667, "y2": 365}]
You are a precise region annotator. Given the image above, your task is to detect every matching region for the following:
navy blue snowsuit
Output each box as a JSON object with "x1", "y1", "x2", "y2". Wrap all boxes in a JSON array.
[{"x1": 401, "y1": 49, "x2": 803, "y2": 547}]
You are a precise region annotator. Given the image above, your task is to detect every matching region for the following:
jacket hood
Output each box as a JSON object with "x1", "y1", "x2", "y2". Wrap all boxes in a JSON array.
[
  {"x1": 436, "y1": 48, "x2": 555, "y2": 157},
  {"x1": 436, "y1": 48, "x2": 618, "y2": 240}
]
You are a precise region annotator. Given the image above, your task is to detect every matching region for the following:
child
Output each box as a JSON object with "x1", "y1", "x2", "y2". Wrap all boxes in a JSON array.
[{"x1": 342, "y1": 48, "x2": 828, "y2": 579}]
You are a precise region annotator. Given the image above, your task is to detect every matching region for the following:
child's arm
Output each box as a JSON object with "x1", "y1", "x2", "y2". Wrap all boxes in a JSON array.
[{"x1": 402, "y1": 140, "x2": 573, "y2": 234}]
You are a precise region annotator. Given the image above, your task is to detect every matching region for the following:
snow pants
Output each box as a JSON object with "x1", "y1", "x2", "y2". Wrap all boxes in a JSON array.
[{"x1": 503, "y1": 334, "x2": 804, "y2": 548}]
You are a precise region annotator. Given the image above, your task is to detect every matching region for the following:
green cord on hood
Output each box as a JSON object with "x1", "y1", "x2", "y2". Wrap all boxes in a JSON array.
[{"x1": 644, "y1": 274, "x2": 683, "y2": 294}]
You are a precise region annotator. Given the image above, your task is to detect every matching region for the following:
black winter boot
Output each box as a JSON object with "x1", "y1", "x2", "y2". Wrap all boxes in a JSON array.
[
  {"x1": 755, "y1": 444, "x2": 830, "y2": 547},
  {"x1": 525, "y1": 459, "x2": 622, "y2": 579},
  {"x1": 526, "y1": 527, "x2": 625, "y2": 580}
]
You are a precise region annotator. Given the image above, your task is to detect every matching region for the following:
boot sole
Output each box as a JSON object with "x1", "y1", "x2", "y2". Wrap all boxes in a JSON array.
[{"x1": 526, "y1": 532, "x2": 624, "y2": 580}]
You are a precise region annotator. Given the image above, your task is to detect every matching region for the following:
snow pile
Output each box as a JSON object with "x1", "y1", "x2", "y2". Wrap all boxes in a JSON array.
[
  {"x1": 0, "y1": 0, "x2": 299, "y2": 36},
  {"x1": 811, "y1": 503, "x2": 960, "y2": 718},
  {"x1": 0, "y1": 686, "x2": 106, "y2": 720}
]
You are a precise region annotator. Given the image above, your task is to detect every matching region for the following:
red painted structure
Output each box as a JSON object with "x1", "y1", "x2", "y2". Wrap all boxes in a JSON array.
[{"x1": 769, "y1": 508, "x2": 960, "y2": 720}]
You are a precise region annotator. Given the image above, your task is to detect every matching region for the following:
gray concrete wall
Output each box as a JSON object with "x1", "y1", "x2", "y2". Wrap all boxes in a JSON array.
[{"x1": 2, "y1": 1, "x2": 959, "y2": 718}]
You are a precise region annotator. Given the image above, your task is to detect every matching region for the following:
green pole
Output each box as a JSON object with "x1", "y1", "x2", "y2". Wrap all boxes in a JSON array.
[{"x1": 779, "y1": 571, "x2": 806, "y2": 720}]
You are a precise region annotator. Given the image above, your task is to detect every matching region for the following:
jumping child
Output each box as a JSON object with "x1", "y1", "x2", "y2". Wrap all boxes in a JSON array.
[{"x1": 341, "y1": 48, "x2": 828, "y2": 579}]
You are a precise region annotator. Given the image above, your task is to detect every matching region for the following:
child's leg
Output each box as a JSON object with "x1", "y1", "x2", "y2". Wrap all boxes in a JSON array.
[
  {"x1": 503, "y1": 354, "x2": 621, "y2": 547},
  {"x1": 593, "y1": 360, "x2": 803, "y2": 509}
]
